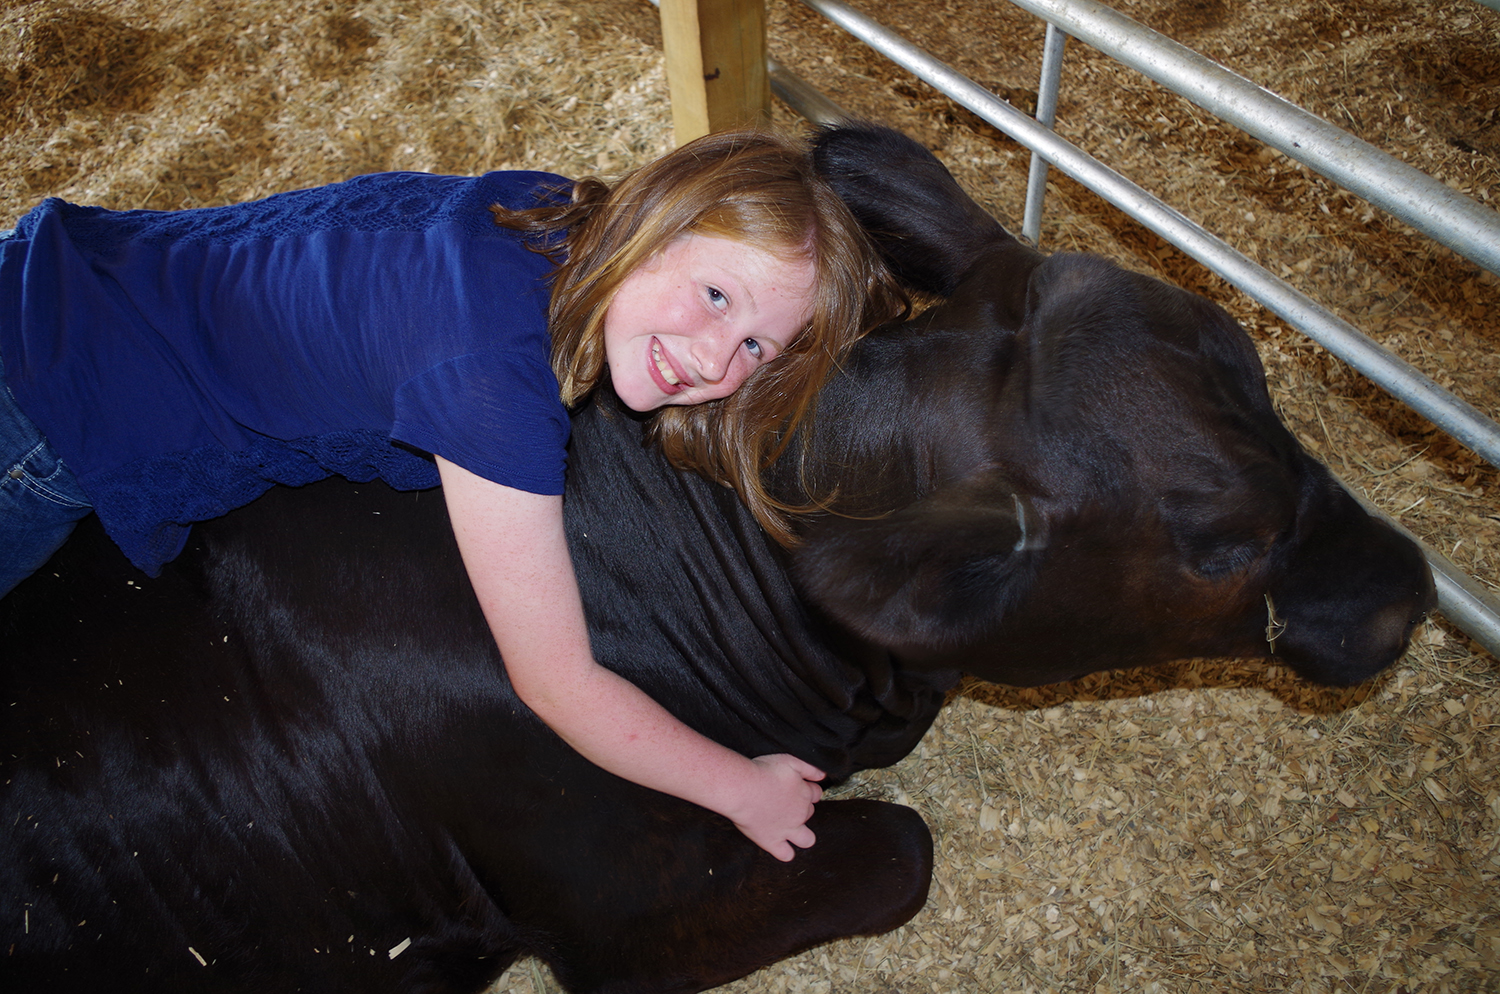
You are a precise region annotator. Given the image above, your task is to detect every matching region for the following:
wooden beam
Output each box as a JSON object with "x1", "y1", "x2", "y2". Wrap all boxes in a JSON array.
[{"x1": 659, "y1": 0, "x2": 770, "y2": 145}]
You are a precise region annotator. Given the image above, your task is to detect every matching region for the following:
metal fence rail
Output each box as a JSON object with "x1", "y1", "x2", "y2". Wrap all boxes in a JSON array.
[
  {"x1": 1005, "y1": 0, "x2": 1500, "y2": 277},
  {"x1": 765, "y1": 0, "x2": 1500, "y2": 655},
  {"x1": 797, "y1": 0, "x2": 1500, "y2": 470}
]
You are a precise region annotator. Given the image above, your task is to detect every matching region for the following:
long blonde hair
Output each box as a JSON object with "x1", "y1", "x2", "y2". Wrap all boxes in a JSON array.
[{"x1": 492, "y1": 127, "x2": 907, "y2": 544}]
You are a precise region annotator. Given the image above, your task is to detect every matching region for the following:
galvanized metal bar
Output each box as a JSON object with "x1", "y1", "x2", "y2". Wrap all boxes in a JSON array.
[
  {"x1": 797, "y1": 0, "x2": 1500, "y2": 471},
  {"x1": 1004, "y1": 0, "x2": 1500, "y2": 277},
  {"x1": 1021, "y1": 23, "x2": 1067, "y2": 245},
  {"x1": 768, "y1": 57, "x2": 850, "y2": 125}
]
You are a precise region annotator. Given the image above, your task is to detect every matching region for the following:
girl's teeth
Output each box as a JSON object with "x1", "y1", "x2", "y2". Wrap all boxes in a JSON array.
[{"x1": 652, "y1": 342, "x2": 681, "y2": 385}]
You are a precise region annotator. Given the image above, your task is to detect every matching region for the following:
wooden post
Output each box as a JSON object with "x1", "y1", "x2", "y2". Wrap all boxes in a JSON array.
[{"x1": 659, "y1": 0, "x2": 770, "y2": 145}]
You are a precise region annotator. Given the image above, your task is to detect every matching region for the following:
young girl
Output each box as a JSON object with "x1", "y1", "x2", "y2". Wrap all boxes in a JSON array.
[{"x1": 0, "y1": 127, "x2": 907, "y2": 861}]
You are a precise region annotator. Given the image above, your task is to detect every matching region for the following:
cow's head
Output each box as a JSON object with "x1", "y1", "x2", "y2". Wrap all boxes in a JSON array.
[{"x1": 786, "y1": 123, "x2": 1435, "y2": 688}]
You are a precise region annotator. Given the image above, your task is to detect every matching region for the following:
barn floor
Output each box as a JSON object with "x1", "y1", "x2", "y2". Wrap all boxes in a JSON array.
[{"x1": 3, "y1": 0, "x2": 1498, "y2": 991}]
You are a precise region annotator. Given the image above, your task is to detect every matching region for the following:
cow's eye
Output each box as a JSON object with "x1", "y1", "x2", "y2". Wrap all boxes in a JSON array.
[{"x1": 1192, "y1": 538, "x2": 1264, "y2": 579}]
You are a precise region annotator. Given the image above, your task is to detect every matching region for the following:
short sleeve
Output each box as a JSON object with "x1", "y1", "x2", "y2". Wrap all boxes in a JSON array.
[{"x1": 392, "y1": 349, "x2": 570, "y2": 495}]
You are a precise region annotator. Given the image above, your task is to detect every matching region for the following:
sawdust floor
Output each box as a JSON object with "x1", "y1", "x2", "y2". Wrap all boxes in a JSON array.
[{"x1": 3, "y1": 0, "x2": 1497, "y2": 990}]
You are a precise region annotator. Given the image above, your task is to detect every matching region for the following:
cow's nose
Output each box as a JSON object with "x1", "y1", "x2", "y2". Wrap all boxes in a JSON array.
[{"x1": 1373, "y1": 598, "x2": 1426, "y2": 659}]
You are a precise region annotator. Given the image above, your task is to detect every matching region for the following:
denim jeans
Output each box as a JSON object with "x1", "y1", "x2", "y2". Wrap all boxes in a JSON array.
[{"x1": 1, "y1": 231, "x2": 93, "y2": 598}]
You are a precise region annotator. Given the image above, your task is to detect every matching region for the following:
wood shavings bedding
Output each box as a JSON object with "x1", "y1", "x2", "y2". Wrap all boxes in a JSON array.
[{"x1": 4, "y1": 1, "x2": 1494, "y2": 990}]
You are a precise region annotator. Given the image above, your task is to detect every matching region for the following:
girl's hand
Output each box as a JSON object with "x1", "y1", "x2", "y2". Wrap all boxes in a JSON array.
[{"x1": 727, "y1": 754, "x2": 826, "y2": 861}]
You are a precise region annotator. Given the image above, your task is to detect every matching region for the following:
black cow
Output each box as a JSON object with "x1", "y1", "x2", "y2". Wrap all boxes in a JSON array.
[
  {"x1": 0, "y1": 125, "x2": 1434, "y2": 993},
  {"x1": 793, "y1": 125, "x2": 1434, "y2": 687}
]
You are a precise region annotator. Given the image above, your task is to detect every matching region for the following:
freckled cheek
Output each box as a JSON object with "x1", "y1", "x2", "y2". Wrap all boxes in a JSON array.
[
  {"x1": 665, "y1": 281, "x2": 694, "y2": 316},
  {"x1": 655, "y1": 296, "x2": 696, "y2": 336},
  {"x1": 723, "y1": 354, "x2": 759, "y2": 393}
]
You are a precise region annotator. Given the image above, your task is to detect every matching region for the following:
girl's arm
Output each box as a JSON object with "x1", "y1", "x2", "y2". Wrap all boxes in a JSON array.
[{"x1": 436, "y1": 456, "x2": 824, "y2": 861}]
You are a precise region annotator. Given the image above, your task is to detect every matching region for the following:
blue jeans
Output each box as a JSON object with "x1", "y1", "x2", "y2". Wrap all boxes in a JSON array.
[{"x1": 1, "y1": 232, "x2": 93, "y2": 598}]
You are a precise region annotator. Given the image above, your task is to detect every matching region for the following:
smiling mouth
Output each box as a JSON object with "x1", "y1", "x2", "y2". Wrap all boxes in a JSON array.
[{"x1": 652, "y1": 341, "x2": 684, "y2": 388}]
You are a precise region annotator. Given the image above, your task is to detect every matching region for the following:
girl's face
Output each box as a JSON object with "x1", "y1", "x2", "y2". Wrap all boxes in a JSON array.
[{"x1": 603, "y1": 232, "x2": 816, "y2": 412}]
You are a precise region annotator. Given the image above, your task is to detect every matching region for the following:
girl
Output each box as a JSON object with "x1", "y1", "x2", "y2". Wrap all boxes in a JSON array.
[{"x1": 0, "y1": 127, "x2": 907, "y2": 861}]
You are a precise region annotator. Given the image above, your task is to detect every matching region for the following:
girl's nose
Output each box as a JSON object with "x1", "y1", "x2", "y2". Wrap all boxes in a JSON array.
[{"x1": 691, "y1": 331, "x2": 739, "y2": 384}]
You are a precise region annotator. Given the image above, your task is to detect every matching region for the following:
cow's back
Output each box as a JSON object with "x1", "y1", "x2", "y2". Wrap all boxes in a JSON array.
[
  {"x1": 0, "y1": 484, "x2": 538, "y2": 991},
  {"x1": 0, "y1": 392, "x2": 947, "y2": 992}
]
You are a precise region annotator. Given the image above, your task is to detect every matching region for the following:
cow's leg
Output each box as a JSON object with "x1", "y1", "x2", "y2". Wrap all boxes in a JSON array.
[
  {"x1": 582, "y1": 801, "x2": 931, "y2": 994},
  {"x1": 461, "y1": 739, "x2": 932, "y2": 994}
]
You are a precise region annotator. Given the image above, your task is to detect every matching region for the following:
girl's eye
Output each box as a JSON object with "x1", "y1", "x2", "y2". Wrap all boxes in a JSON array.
[
  {"x1": 744, "y1": 338, "x2": 763, "y2": 359},
  {"x1": 706, "y1": 286, "x2": 727, "y2": 309}
]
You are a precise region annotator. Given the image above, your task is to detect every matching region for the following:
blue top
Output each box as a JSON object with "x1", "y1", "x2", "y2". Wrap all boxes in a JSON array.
[{"x1": 0, "y1": 170, "x2": 573, "y2": 574}]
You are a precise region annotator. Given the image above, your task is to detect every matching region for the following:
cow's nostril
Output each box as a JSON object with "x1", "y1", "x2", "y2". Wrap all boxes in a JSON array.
[{"x1": 1371, "y1": 599, "x2": 1426, "y2": 658}]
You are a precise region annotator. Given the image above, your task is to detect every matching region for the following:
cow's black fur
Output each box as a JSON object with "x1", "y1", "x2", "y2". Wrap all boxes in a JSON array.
[
  {"x1": 0, "y1": 124, "x2": 1434, "y2": 993},
  {"x1": 2, "y1": 453, "x2": 939, "y2": 993},
  {"x1": 793, "y1": 124, "x2": 1434, "y2": 686}
]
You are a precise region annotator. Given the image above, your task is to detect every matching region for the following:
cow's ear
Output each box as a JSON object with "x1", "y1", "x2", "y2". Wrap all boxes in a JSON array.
[
  {"x1": 813, "y1": 123, "x2": 1011, "y2": 297},
  {"x1": 792, "y1": 472, "x2": 1043, "y2": 658}
]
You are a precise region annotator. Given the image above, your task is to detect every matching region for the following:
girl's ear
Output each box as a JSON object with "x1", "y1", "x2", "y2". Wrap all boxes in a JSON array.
[{"x1": 791, "y1": 470, "x2": 1043, "y2": 659}]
